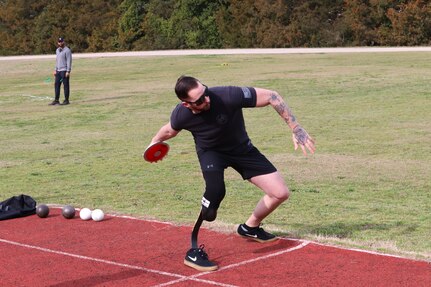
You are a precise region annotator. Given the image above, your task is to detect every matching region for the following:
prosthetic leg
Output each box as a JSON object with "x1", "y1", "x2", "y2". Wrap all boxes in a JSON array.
[
  {"x1": 191, "y1": 211, "x2": 204, "y2": 248},
  {"x1": 184, "y1": 210, "x2": 218, "y2": 271},
  {"x1": 185, "y1": 169, "x2": 223, "y2": 271}
]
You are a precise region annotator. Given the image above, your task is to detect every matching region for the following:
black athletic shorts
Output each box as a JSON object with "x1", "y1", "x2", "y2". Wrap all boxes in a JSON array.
[
  {"x1": 197, "y1": 147, "x2": 277, "y2": 210},
  {"x1": 197, "y1": 147, "x2": 277, "y2": 180}
]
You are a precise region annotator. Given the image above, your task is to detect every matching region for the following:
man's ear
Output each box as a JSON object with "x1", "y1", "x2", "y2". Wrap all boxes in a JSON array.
[{"x1": 181, "y1": 102, "x2": 189, "y2": 108}]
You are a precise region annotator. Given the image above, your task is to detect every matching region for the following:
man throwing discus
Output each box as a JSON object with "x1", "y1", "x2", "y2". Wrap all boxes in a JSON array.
[{"x1": 149, "y1": 76, "x2": 315, "y2": 271}]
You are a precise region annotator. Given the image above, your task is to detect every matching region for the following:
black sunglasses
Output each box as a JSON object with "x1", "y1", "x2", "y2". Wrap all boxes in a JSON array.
[{"x1": 186, "y1": 85, "x2": 209, "y2": 106}]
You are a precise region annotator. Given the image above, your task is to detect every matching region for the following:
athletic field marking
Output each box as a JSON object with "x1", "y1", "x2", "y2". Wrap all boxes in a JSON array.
[
  {"x1": 48, "y1": 207, "x2": 428, "y2": 262},
  {"x1": 216, "y1": 240, "x2": 310, "y2": 272},
  {"x1": 1, "y1": 47, "x2": 431, "y2": 62},
  {"x1": 0, "y1": 238, "x2": 235, "y2": 287},
  {"x1": 107, "y1": 212, "x2": 431, "y2": 262},
  {"x1": 21, "y1": 94, "x2": 52, "y2": 101},
  {"x1": 312, "y1": 241, "x2": 430, "y2": 262},
  {"x1": 152, "y1": 240, "x2": 310, "y2": 287},
  {"x1": 0, "y1": 238, "x2": 182, "y2": 278},
  {"x1": 47, "y1": 205, "x2": 179, "y2": 227}
]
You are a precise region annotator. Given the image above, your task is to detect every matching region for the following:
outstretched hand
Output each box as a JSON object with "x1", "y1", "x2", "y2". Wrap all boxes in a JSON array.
[{"x1": 292, "y1": 125, "x2": 315, "y2": 155}]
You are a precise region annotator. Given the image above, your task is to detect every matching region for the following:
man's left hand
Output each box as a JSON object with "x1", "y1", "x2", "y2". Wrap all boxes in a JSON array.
[{"x1": 292, "y1": 125, "x2": 315, "y2": 155}]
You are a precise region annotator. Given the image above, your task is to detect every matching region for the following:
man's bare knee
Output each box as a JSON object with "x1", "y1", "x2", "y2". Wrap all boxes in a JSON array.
[{"x1": 274, "y1": 187, "x2": 290, "y2": 202}]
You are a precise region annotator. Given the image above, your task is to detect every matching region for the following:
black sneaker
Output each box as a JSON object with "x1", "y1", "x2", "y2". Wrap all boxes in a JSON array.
[
  {"x1": 184, "y1": 245, "x2": 218, "y2": 271},
  {"x1": 49, "y1": 100, "x2": 60, "y2": 105},
  {"x1": 237, "y1": 224, "x2": 278, "y2": 243},
  {"x1": 60, "y1": 100, "x2": 70, "y2": 105}
]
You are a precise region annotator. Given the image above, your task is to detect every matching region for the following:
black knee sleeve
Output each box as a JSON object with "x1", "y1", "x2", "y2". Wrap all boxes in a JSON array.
[
  {"x1": 201, "y1": 207, "x2": 217, "y2": 222},
  {"x1": 201, "y1": 171, "x2": 226, "y2": 222}
]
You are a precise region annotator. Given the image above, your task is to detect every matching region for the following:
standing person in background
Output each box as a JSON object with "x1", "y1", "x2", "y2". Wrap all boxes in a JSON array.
[{"x1": 50, "y1": 37, "x2": 72, "y2": 106}]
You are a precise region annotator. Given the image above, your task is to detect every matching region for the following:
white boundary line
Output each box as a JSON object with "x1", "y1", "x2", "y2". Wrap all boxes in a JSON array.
[
  {"x1": 1, "y1": 47, "x2": 430, "y2": 61},
  {"x1": 2, "y1": 209, "x2": 428, "y2": 286},
  {"x1": 47, "y1": 205, "x2": 180, "y2": 227},
  {"x1": 312, "y1": 241, "x2": 431, "y2": 262},
  {"x1": 49, "y1": 207, "x2": 431, "y2": 262},
  {"x1": 0, "y1": 214, "x2": 310, "y2": 287},
  {"x1": 107, "y1": 212, "x2": 431, "y2": 263},
  {"x1": 0, "y1": 238, "x2": 235, "y2": 287},
  {"x1": 215, "y1": 240, "x2": 310, "y2": 272},
  {"x1": 152, "y1": 240, "x2": 310, "y2": 287},
  {"x1": 0, "y1": 236, "x2": 308, "y2": 287},
  {"x1": 0, "y1": 238, "x2": 183, "y2": 278}
]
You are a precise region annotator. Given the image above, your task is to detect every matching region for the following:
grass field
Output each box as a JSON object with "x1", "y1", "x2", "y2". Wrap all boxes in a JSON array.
[{"x1": 0, "y1": 51, "x2": 430, "y2": 260}]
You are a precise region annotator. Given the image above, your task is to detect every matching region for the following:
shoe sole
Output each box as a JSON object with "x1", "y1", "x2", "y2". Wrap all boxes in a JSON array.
[
  {"x1": 238, "y1": 234, "x2": 279, "y2": 243},
  {"x1": 184, "y1": 259, "x2": 218, "y2": 271}
]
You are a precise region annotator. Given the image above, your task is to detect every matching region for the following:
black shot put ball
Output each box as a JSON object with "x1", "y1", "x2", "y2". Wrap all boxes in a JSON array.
[
  {"x1": 62, "y1": 205, "x2": 76, "y2": 219},
  {"x1": 36, "y1": 204, "x2": 50, "y2": 218}
]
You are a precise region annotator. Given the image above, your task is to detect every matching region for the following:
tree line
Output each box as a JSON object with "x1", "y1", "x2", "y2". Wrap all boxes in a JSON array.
[{"x1": 1, "y1": 0, "x2": 430, "y2": 56}]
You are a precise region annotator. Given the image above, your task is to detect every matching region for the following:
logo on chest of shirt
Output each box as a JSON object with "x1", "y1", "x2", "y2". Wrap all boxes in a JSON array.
[{"x1": 216, "y1": 114, "x2": 228, "y2": 125}]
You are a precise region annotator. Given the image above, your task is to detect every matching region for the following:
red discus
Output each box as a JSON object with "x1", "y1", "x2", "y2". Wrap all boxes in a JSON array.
[{"x1": 143, "y1": 142, "x2": 170, "y2": 163}]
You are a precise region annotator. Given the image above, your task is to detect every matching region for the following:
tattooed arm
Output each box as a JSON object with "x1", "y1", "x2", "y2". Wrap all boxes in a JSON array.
[{"x1": 254, "y1": 88, "x2": 315, "y2": 155}]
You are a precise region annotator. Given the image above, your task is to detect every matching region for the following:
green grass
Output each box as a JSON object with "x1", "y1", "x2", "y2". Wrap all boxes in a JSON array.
[{"x1": 1, "y1": 52, "x2": 430, "y2": 260}]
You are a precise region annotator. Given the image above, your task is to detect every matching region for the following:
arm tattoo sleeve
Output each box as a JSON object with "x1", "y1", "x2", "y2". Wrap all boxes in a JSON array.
[{"x1": 269, "y1": 92, "x2": 297, "y2": 127}]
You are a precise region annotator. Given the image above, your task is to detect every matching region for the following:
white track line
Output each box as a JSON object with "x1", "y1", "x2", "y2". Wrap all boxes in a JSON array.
[
  {"x1": 312, "y1": 241, "x2": 430, "y2": 262},
  {"x1": 49, "y1": 207, "x2": 430, "y2": 262},
  {"x1": 0, "y1": 236, "x2": 308, "y2": 287},
  {"x1": 0, "y1": 238, "x2": 182, "y2": 278},
  {"x1": 215, "y1": 240, "x2": 310, "y2": 272},
  {"x1": 0, "y1": 238, "x2": 235, "y2": 287},
  {"x1": 152, "y1": 240, "x2": 310, "y2": 287}
]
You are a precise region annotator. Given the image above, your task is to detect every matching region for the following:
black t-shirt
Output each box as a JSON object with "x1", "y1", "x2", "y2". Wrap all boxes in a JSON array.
[{"x1": 170, "y1": 86, "x2": 257, "y2": 153}]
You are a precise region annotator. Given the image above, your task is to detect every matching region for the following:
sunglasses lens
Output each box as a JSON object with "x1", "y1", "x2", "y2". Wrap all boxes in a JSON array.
[
  {"x1": 196, "y1": 95, "x2": 205, "y2": 105},
  {"x1": 197, "y1": 87, "x2": 209, "y2": 105},
  {"x1": 187, "y1": 86, "x2": 208, "y2": 105}
]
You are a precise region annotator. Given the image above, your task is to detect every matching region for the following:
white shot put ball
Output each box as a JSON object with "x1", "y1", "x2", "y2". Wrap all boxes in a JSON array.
[
  {"x1": 79, "y1": 208, "x2": 92, "y2": 220},
  {"x1": 91, "y1": 209, "x2": 105, "y2": 222}
]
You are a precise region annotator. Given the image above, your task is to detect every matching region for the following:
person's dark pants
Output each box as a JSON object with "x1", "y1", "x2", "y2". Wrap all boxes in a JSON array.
[{"x1": 54, "y1": 71, "x2": 70, "y2": 101}]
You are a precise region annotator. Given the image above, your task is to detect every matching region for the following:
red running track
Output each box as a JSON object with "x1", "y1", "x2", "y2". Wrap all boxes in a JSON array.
[{"x1": 0, "y1": 208, "x2": 429, "y2": 287}]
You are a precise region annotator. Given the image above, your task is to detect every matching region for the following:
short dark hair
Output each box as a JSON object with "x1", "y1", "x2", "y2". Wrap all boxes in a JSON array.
[{"x1": 175, "y1": 75, "x2": 200, "y2": 100}]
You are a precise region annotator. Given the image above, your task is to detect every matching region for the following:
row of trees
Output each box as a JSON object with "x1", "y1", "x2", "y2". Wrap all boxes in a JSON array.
[{"x1": 1, "y1": 0, "x2": 430, "y2": 55}]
